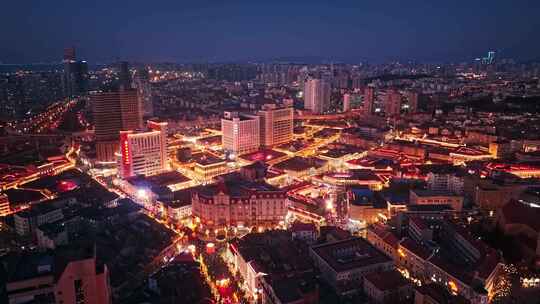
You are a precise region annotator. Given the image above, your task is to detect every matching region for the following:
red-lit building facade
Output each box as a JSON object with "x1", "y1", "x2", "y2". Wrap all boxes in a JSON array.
[{"x1": 119, "y1": 120, "x2": 168, "y2": 178}]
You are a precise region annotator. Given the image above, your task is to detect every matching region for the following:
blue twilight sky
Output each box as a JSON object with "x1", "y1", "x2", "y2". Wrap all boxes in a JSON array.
[{"x1": 1, "y1": 0, "x2": 539, "y2": 63}]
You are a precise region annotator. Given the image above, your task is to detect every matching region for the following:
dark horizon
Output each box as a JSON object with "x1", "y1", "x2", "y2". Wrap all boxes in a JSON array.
[{"x1": 1, "y1": 0, "x2": 540, "y2": 64}]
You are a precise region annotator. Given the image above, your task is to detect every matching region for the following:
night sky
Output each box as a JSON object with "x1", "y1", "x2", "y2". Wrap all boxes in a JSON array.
[{"x1": 1, "y1": 0, "x2": 540, "y2": 64}]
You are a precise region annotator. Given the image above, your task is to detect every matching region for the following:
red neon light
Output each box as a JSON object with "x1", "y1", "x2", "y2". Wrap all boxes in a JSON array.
[{"x1": 122, "y1": 140, "x2": 131, "y2": 165}]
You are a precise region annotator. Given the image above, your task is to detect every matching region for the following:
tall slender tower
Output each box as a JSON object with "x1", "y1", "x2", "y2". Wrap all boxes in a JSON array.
[{"x1": 92, "y1": 90, "x2": 142, "y2": 162}]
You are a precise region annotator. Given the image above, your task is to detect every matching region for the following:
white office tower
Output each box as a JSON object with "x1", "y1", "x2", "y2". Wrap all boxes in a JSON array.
[
  {"x1": 258, "y1": 104, "x2": 293, "y2": 147},
  {"x1": 304, "y1": 78, "x2": 331, "y2": 114},
  {"x1": 222, "y1": 112, "x2": 260, "y2": 157},
  {"x1": 119, "y1": 121, "x2": 168, "y2": 178}
]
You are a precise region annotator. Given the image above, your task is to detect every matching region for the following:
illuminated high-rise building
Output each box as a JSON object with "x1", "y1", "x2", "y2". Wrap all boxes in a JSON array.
[
  {"x1": 481, "y1": 50, "x2": 497, "y2": 65},
  {"x1": 119, "y1": 120, "x2": 168, "y2": 178},
  {"x1": 304, "y1": 78, "x2": 331, "y2": 114},
  {"x1": 363, "y1": 87, "x2": 375, "y2": 115},
  {"x1": 384, "y1": 89, "x2": 401, "y2": 116},
  {"x1": 487, "y1": 51, "x2": 496, "y2": 64},
  {"x1": 406, "y1": 90, "x2": 419, "y2": 113},
  {"x1": 257, "y1": 105, "x2": 293, "y2": 147},
  {"x1": 118, "y1": 61, "x2": 131, "y2": 90},
  {"x1": 62, "y1": 47, "x2": 88, "y2": 98},
  {"x1": 92, "y1": 90, "x2": 143, "y2": 162},
  {"x1": 222, "y1": 112, "x2": 260, "y2": 156}
]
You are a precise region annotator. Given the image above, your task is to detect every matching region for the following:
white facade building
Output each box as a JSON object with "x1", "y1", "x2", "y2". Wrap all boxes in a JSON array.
[
  {"x1": 304, "y1": 78, "x2": 331, "y2": 114},
  {"x1": 119, "y1": 121, "x2": 168, "y2": 178},
  {"x1": 257, "y1": 105, "x2": 293, "y2": 147},
  {"x1": 221, "y1": 112, "x2": 260, "y2": 156}
]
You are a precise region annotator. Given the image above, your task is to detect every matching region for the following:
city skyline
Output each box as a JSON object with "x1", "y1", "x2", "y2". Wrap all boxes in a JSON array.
[
  {"x1": 2, "y1": 2, "x2": 540, "y2": 304},
  {"x1": 2, "y1": 0, "x2": 540, "y2": 64}
]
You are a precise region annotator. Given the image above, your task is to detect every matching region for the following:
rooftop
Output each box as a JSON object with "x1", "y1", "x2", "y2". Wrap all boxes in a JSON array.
[
  {"x1": 416, "y1": 283, "x2": 471, "y2": 304},
  {"x1": 145, "y1": 171, "x2": 191, "y2": 186},
  {"x1": 400, "y1": 238, "x2": 433, "y2": 260},
  {"x1": 407, "y1": 204, "x2": 453, "y2": 212},
  {"x1": 192, "y1": 152, "x2": 226, "y2": 166},
  {"x1": 128, "y1": 171, "x2": 190, "y2": 187},
  {"x1": 319, "y1": 146, "x2": 363, "y2": 159},
  {"x1": 2, "y1": 242, "x2": 96, "y2": 283},
  {"x1": 364, "y1": 269, "x2": 410, "y2": 291},
  {"x1": 194, "y1": 179, "x2": 283, "y2": 199},
  {"x1": 240, "y1": 149, "x2": 287, "y2": 163},
  {"x1": 163, "y1": 188, "x2": 193, "y2": 208},
  {"x1": 500, "y1": 199, "x2": 540, "y2": 232},
  {"x1": 311, "y1": 237, "x2": 392, "y2": 273},
  {"x1": 319, "y1": 226, "x2": 352, "y2": 241},
  {"x1": 367, "y1": 223, "x2": 400, "y2": 249},
  {"x1": 273, "y1": 156, "x2": 326, "y2": 172},
  {"x1": 411, "y1": 189, "x2": 461, "y2": 197},
  {"x1": 230, "y1": 230, "x2": 313, "y2": 276},
  {"x1": 291, "y1": 221, "x2": 317, "y2": 233},
  {"x1": 196, "y1": 135, "x2": 222, "y2": 146},
  {"x1": 263, "y1": 273, "x2": 317, "y2": 303},
  {"x1": 15, "y1": 197, "x2": 67, "y2": 218}
]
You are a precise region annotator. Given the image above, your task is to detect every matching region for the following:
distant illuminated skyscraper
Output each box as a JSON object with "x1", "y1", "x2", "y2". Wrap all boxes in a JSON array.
[
  {"x1": 363, "y1": 87, "x2": 375, "y2": 115},
  {"x1": 406, "y1": 90, "x2": 419, "y2": 113},
  {"x1": 385, "y1": 89, "x2": 401, "y2": 116},
  {"x1": 487, "y1": 51, "x2": 496, "y2": 64},
  {"x1": 92, "y1": 90, "x2": 143, "y2": 162},
  {"x1": 304, "y1": 78, "x2": 331, "y2": 114},
  {"x1": 481, "y1": 51, "x2": 496, "y2": 65},
  {"x1": 118, "y1": 61, "x2": 131, "y2": 90},
  {"x1": 62, "y1": 47, "x2": 88, "y2": 98}
]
